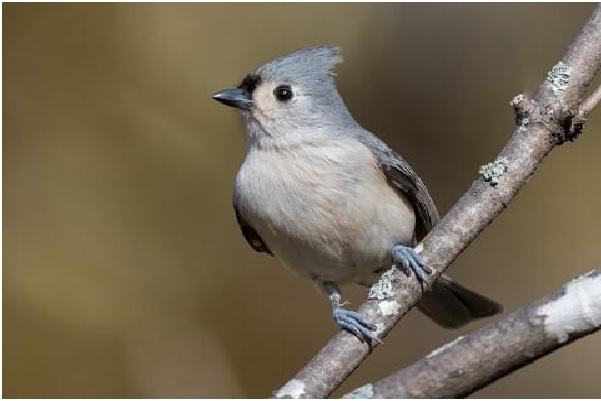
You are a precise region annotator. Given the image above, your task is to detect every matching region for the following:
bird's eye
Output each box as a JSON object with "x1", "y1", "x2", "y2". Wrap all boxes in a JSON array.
[{"x1": 273, "y1": 85, "x2": 293, "y2": 102}]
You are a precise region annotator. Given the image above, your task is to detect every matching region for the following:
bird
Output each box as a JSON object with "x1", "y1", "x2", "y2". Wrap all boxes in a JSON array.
[{"x1": 212, "y1": 46, "x2": 502, "y2": 342}]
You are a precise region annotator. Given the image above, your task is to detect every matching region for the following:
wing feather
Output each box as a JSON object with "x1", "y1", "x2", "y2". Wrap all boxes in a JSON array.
[
  {"x1": 233, "y1": 201, "x2": 273, "y2": 255},
  {"x1": 355, "y1": 132, "x2": 439, "y2": 240}
]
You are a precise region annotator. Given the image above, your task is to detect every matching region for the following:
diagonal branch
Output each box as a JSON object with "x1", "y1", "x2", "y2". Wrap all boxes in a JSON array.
[
  {"x1": 274, "y1": 4, "x2": 601, "y2": 399},
  {"x1": 343, "y1": 270, "x2": 601, "y2": 398}
]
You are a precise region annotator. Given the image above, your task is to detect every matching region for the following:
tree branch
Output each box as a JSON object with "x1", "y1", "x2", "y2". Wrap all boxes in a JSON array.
[
  {"x1": 274, "y1": 5, "x2": 601, "y2": 399},
  {"x1": 579, "y1": 83, "x2": 601, "y2": 119},
  {"x1": 342, "y1": 270, "x2": 601, "y2": 398}
]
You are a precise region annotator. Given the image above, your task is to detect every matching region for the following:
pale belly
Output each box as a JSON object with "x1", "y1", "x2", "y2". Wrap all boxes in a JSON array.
[{"x1": 235, "y1": 141, "x2": 416, "y2": 284}]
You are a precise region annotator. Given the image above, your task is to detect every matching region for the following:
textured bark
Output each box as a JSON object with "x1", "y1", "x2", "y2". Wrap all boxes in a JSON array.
[{"x1": 343, "y1": 270, "x2": 601, "y2": 398}]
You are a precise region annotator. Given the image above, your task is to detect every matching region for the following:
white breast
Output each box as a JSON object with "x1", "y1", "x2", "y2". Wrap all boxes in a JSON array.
[{"x1": 235, "y1": 138, "x2": 416, "y2": 284}]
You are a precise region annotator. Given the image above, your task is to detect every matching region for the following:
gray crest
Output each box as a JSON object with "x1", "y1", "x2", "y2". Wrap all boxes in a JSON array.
[{"x1": 256, "y1": 46, "x2": 343, "y2": 91}]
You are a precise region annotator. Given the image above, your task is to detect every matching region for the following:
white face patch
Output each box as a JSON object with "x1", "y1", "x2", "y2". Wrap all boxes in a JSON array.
[{"x1": 252, "y1": 81, "x2": 293, "y2": 121}]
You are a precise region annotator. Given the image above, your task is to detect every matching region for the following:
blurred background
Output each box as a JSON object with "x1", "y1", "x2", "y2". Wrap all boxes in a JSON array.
[{"x1": 4, "y1": 3, "x2": 601, "y2": 398}]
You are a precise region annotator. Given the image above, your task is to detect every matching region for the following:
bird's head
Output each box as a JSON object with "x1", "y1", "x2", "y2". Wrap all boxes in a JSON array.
[{"x1": 213, "y1": 46, "x2": 355, "y2": 143}]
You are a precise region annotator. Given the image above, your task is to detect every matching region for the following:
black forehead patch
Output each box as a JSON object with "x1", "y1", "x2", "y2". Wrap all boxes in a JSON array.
[{"x1": 238, "y1": 73, "x2": 262, "y2": 94}]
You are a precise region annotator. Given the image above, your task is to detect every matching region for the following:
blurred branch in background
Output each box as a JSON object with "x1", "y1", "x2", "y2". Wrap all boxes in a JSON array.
[
  {"x1": 275, "y1": 4, "x2": 601, "y2": 399},
  {"x1": 344, "y1": 269, "x2": 601, "y2": 398}
]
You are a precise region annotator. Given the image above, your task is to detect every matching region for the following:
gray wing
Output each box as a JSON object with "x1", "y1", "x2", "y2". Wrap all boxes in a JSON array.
[
  {"x1": 355, "y1": 131, "x2": 440, "y2": 240},
  {"x1": 233, "y1": 202, "x2": 273, "y2": 255}
]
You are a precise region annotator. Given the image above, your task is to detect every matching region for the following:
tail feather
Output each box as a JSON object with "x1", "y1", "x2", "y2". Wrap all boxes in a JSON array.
[{"x1": 417, "y1": 274, "x2": 502, "y2": 328}]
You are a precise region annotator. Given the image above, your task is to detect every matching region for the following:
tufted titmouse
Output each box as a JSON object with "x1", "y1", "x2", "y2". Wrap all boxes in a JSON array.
[{"x1": 213, "y1": 46, "x2": 501, "y2": 342}]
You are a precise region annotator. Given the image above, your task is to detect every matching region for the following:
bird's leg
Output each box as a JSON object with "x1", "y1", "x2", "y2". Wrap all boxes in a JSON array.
[
  {"x1": 317, "y1": 281, "x2": 382, "y2": 344},
  {"x1": 391, "y1": 244, "x2": 432, "y2": 290}
]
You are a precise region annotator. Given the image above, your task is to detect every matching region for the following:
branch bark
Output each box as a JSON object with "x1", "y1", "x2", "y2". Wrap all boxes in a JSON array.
[
  {"x1": 342, "y1": 270, "x2": 601, "y2": 398},
  {"x1": 274, "y1": 5, "x2": 601, "y2": 399},
  {"x1": 579, "y1": 83, "x2": 601, "y2": 119}
]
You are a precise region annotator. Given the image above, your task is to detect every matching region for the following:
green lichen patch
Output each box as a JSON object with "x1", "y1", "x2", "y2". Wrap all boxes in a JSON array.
[
  {"x1": 479, "y1": 157, "x2": 509, "y2": 186},
  {"x1": 547, "y1": 61, "x2": 571, "y2": 96}
]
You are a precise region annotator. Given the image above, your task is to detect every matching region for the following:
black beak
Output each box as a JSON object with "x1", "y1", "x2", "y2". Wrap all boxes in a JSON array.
[{"x1": 212, "y1": 88, "x2": 253, "y2": 110}]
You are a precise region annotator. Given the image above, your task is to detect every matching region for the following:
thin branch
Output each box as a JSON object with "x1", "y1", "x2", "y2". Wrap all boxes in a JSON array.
[
  {"x1": 274, "y1": 5, "x2": 601, "y2": 399},
  {"x1": 579, "y1": 83, "x2": 601, "y2": 118},
  {"x1": 343, "y1": 270, "x2": 601, "y2": 398}
]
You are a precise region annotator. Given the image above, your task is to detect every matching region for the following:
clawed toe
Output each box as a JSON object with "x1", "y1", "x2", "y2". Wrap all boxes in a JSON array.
[
  {"x1": 392, "y1": 244, "x2": 432, "y2": 290},
  {"x1": 320, "y1": 281, "x2": 382, "y2": 344},
  {"x1": 333, "y1": 307, "x2": 382, "y2": 344}
]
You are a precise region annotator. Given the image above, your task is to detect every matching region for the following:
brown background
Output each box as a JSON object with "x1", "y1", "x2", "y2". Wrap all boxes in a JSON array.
[{"x1": 4, "y1": 3, "x2": 601, "y2": 398}]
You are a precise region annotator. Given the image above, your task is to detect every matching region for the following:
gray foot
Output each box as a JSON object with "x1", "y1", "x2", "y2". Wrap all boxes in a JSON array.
[
  {"x1": 318, "y1": 281, "x2": 381, "y2": 344},
  {"x1": 333, "y1": 305, "x2": 382, "y2": 344},
  {"x1": 392, "y1": 244, "x2": 432, "y2": 290}
]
